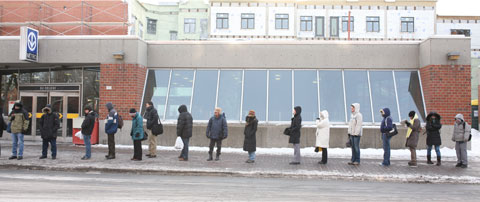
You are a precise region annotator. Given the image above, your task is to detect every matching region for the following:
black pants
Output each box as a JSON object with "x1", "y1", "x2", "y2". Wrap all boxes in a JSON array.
[
  {"x1": 133, "y1": 140, "x2": 142, "y2": 160},
  {"x1": 209, "y1": 139, "x2": 222, "y2": 156},
  {"x1": 42, "y1": 138, "x2": 57, "y2": 157},
  {"x1": 107, "y1": 133, "x2": 115, "y2": 157},
  {"x1": 321, "y1": 148, "x2": 328, "y2": 163}
]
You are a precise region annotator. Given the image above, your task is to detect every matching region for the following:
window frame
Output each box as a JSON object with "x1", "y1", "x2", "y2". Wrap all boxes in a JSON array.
[
  {"x1": 330, "y1": 16, "x2": 340, "y2": 37},
  {"x1": 147, "y1": 18, "x2": 157, "y2": 35},
  {"x1": 184, "y1": 18, "x2": 196, "y2": 34},
  {"x1": 241, "y1": 13, "x2": 255, "y2": 29},
  {"x1": 315, "y1": 16, "x2": 325, "y2": 37},
  {"x1": 216, "y1": 13, "x2": 229, "y2": 29},
  {"x1": 366, "y1": 16, "x2": 380, "y2": 32},
  {"x1": 275, "y1": 14, "x2": 289, "y2": 30},
  {"x1": 300, "y1": 16, "x2": 313, "y2": 31},
  {"x1": 342, "y1": 16, "x2": 354, "y2": 32},
  {"x1": 400, "y1": 17, "x2": 415, "y2": 33}
]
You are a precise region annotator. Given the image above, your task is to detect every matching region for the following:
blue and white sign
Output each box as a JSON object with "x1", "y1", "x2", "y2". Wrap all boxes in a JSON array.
[{"x1": 19, "y1": 26, "x2": 39, "y2": 62}]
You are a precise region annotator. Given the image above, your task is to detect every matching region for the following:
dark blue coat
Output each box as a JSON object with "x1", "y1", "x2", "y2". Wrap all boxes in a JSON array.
[
  {"x1": 206, "y1": 113, "x2": 228, "y2": 140},
  {"x1": 380, "y1": 108, "x2": 393, "y2": 134}
]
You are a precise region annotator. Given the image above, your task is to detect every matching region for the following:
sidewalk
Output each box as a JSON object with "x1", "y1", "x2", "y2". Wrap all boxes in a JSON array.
[{"x1": 1, "y1": 141, "x2": 479, "y2": 185}]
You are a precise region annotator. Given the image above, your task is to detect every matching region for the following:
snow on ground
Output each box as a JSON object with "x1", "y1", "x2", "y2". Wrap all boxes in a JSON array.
[{"x1": 92, "y1": 129, "x2": 480, "y2": 162}]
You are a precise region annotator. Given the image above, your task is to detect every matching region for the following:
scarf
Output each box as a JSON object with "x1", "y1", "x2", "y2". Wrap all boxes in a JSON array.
[{"x1": 406, "y1": 114, "x2": 418, "y2": 138}]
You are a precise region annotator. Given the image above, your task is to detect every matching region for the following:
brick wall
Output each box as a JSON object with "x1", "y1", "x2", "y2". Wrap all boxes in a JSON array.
[
  {"x1": 99, "y1": 63, "x2": 147, "y2": 120},
  {"x1": 420, "y1": 65, "x2": 471, "y2": 125}
]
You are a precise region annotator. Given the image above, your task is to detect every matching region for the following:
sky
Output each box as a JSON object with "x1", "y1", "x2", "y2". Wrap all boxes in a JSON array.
[{"x1": 434, "y1": 0, "x2": 479, "y2": 16}]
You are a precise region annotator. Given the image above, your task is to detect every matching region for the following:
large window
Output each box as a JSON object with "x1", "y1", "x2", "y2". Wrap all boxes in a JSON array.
[
  {"x1": 330, "y1": 17, "x2": 339, "y2": 37},
  {"x1": 342, "y1": 16, "x2": 354, "y2": 32},
  {"x1": 243, "y1": 70, "x2": 267, "y2": 121},
  {"x1": 165, "y1": 70, "x2": 193, "y2": 120},
  {"x1": 451, "y1": 29, "x2": 471, "y2": 37},
  {"x1": 241, "y1": 13, "x2": 255, "y2": 29},
  {"x1": 216, "y1": 13, "x2": 229, "y2": 29},
  {"x1": 147, "y1": 18, "x2": 157, "y2": 35},
  {"x1": 275, "y1": 14, "x2": 289, "y2": 29},
  {"x1": 401, "y1": 17, "x2": 414, "y2": 33},
  {"x1": 315, "y1": 17, "x2": 324, "y2": 37},
  {"x1": 300, "y1": 16, "x2": 313, "y2": 31},
  {"x1": 191, "y1": 70, "x2": 218, "y2": 120},
  {"x1": 143, "y1": 69, "x2": 425, "y2": 123},
  {"x1": 367, "y1": 17, "x2": 380, "y2": 32},
  {"x1": 269, "y1": 70, "x2": 292, "y2": 121},
  {"x1": 184, "y1": 18, "x2": 196, "y2": 34}
]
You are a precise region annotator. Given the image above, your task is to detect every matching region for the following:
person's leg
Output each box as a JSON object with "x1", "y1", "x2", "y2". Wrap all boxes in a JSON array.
[
  {"x1": 427, "y1": 145, "x2": 433, "y2": 164},
  {"x1": 147, "y1": 130, "x2": 156, "y2": 156},
  {"x1": 107, "y1": 133, "x2": 115, "y2": 158},
  {"x1": 18, "y1": 133, "x2": 24, "y2": 157},
  {"x1": 215, "y1": 139, "x2": 222, "y2": 160},
  {"x1": 208, "y1": 139, "x2": 215, "y2": 160},
  {"x1": 410, "y1": 147, "x2": 417, "y2": 165},
  {"x1": 249, "y1": 151, "x2": 256, "y2": 161},
  {"x1": 353, "y1": 136, "x2": 361, "y2": 163},
  {"x1": 350, "y1": 135, "x2": 355, "y2": 163},
  {"x1": 181, "y1": 138, "x2": 189, "y2": 159},
  {"x1": 455, "y1": 142, "x2": 461, "y2": 164},
  {"x1": 382, "y1": 133, "x2": 390, "y2": 165},
  {"x1": 51, "y1": 138, "x2": 57, "y2": 158},
  {"x1": 84, "y1": 135, "x2": 91, "y2": 158},
  {"x1": 435, "y1": 145, "x2": 441, "y2": 166},
  {"x1": 11, "y1": 133, "x2": 18, "y2": 157},
  {"x1": 460, "y1": 142, "x2": 468, "y2": 166},
  {"x1": 293, "y1": 143, "x2": 301, "y2": 163},
  {"x1": 321, "y1": 148, "x2": 328, "y2": 164},
  {"x1": 134, "y1": 140, "x2": 142, "y2": 160},
  {"x1": 41, "y1": 139, "x2": 48, "y2": 158}
]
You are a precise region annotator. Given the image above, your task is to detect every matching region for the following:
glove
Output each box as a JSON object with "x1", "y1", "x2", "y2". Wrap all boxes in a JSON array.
[
  {"x1": 405, "y1": 121, "x2": 411, "y2": 127},
  {"x1": 314, "y1": 147, "x2": 319, "y2": 153},
  {"x1": 135, "y1": 133, "x2": 140, "y2": 138},
  {"x1": 348, "y1": 133, "x2": 351, "y2": 137}
]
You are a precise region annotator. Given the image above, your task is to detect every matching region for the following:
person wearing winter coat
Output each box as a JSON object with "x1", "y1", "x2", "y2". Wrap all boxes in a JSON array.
[
  {"x1": 104, "y1": 102, "x2": 118, "y2": 159},
  {"x1": 177, "y1": 104, "x2": 193, "y2": 161},
  {"x1": 144, "y1": 101, "x2": 159, "y2": 158},
  {"x1": 9, "y1": 102, "x2": 29, "y2": 160},
  {"x1": 0, "y1": 108, "x2": 6, "y2": 157},
  {"x1": 452, "y1": 114, "x2": 470, "y2": 168},
  {"x1": 38, "y1": 104, "x2": 60, "y2": 160},
  {"x1": 129, "y1": 108, "x2": 144, "y2": 161},
  {"x1": 288, "y1": 106, "x2": 302, "y2": 165},
  {"x1": 206, "y1": 107, "x2": 228, "y2": 161},
  {"x1": 243, "y1": 110, "x2": 258, "y2": 163},
  {"x1": 380, "y1": 108, "x2": 393, "y2": 166},
  {"x1": 81, "y1": 106, "x2": 96, "y2": 160},
  {"x1": 426, "y1": 112, "x2": 442, "y2": 166},
  {"x1": 404, "y1": 111, "x2": 421, "y2": 167},
  {"x1": 315, "y1": 110, "x2": 330, "y2": 164},
  {"x1": 348, "y1": 103, "x2": 363, "y2": 165}
]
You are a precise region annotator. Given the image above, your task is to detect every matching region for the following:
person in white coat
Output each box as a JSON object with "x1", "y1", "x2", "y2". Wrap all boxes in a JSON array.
[{"x1": 315, "y1": 110, "x2": 330, "y2": 164}]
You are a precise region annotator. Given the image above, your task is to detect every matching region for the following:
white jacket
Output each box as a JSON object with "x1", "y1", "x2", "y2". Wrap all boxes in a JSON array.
[
  {"x1": 315, "y1": 110, "x2": 330, "y2": 148},
  {"x1": 348, "y1": 103, "x2": 363, "y2": 136}
]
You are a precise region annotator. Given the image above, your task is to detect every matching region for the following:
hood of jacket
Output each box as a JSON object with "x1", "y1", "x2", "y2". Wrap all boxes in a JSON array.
[
  {"x1": 320, "y1": 110, "x2": 329, "y2": 119},
  {"x1": 13, "y1": 102, "x2": 23, "y2": 109},
  {"x1": 178, "y1": 104, "x2": 188, "y2": 113},
  {"x1": 351, "y1": 103, "x2": 360, "y2": 115},
  {"x1": 427, "y1": 112, "x2": 441, "y2": 121},
  {"x1": 381, "y1": 108, "x2": 390, "y2": 118},
  {"x1": 42, "y1": 106, "x2": 52, "y2": 114},
  {"x1": 106, "y1": 102, "x2": 114, "y2": 111},
  {"x1": 146, "y1": 105, "x2": 154, "y2": 112},
  {"x1": 455, "y1": 114, "x2": 464, "y2": 122},
  {"x1": 294, "y1": 106, "x2": 302, "y2": 116}
]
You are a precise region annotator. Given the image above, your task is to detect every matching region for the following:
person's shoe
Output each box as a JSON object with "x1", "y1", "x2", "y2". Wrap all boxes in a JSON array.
[
  {"x1": 408, "y1": 162, "x2": 417, "y2": 167},
  {"x1": 9, "y1": 156, "x2": 17, "y2": 160},
  {"x1": 131, "y1": 158, "x2": 141, "y2": 161},
  {"x1": 148, "y1": 155, "x2": 157, "y2": 158},
  {"x1": 289, "y1": 162, "x2": 300, "y2": 165},
  {"x1": 461, "y1": 164, "x2": 468, "y2": 168},
  {"x1": 455, "y1": 163, "x2": 463, "y2": 167},
  {"x1": 106, "y1": 156, "x2": 115, "y2": 160},
  {"x1": 17, "y1": 156, "x2": 23, "y2": 160},
  {"x1": 39, "y1": 156, "x2": 47, "y2": 159},
  {"x1": 105, "y1": 155, "x2": 109, "y2": 158},
  {"x1": 427, "y1": 155, "x2": 434, "y2": 164},
  {"x1": 215, "y1": 155, "x2": 220, "y2": 161},
  {"x1": 179, "y1": 157, "x2": 188, "y2": 161},
  {"x1": 318, "y1": 161, "x2": 326, "y2": 165},
  {"x1": 436, "y1": 157, "x2": 441, "y2": 166},
  {"x1": 246, "y1": 159, "x2": 255, "y2": 163},
  {"x1": 352, "y1": 162, "x2": 360, "y2": 165},
  {"x1": 207, "y1": 154, "x2": 213, "y2": 161},
  {"x1": 380, "y1": 163, "x2": 389, "y2": 167},
  {"x1": 81, "y1": 156, "x2": 90, "y2": 160},
  {"x1": 347, "y1": 162, "x2": 354, "y2": 165}
]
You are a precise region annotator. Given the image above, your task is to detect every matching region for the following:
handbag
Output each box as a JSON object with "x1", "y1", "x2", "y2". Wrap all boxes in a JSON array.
[
  {"x1": 387, "y1": 124, "x2": 398, "y2": 138},
  {"x1": 151, "y1": 118, "x2": 163, "y2": 136},
  {"x1": 142, "y1": 132, "x2": 148, "y2": 141},
  {"x1": 283, "y1": 128, "x2": 291, "y2": 136}
]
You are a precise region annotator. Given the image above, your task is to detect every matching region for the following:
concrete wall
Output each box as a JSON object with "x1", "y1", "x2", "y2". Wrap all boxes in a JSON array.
[{"x1": 419, "y1": 36, "x2": 471, "y2": 67}]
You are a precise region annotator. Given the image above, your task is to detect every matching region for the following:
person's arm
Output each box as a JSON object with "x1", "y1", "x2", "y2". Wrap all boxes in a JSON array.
[
  {"x1": 316, "y1": 118, "x2": 329, "y2": 129},
  {"x1": 465, "y1": 123, "x2": 471, "y2": 141},
  {"x1": 222, "y1": 118, "x2": 228, "y2": 138},
  {"x1": 38, "y1": 115, "x2": 44, "y2": 128},
  {"x1": 22, "y1": 115, "x2": 29, "y2": 133},
  {"x1": 411, "y1": 119, "x2": 421, "y2": 132},
  {"x1": 177, "y1": 114, "x2": 184, "y2": 137},
  {"x1": 54, "y1": 114, "x2": 60, "y2": 131},
  {"x1": 291, "y1": 117, "x2": 301, "y2": 132},
  {"x1": 354, "y1": 114, "x2": 363, "y2": 135},
  {"x1": 206, "y1": 118, "x2": 212, "y2": 138}
]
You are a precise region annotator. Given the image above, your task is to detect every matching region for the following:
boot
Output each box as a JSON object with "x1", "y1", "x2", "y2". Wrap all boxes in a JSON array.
[
  {"x1": 207, "y1": 153, "x2": 213, "y2": 161},
  {"x1": 215, "y1": 153, "x2": 220, "y2": 161},
  {"x1": 436, "y1": 156, "x2": 441, "y2": 166},
  {"x1": 427, "y1": 155, "x2": 434, "y2": 164}
]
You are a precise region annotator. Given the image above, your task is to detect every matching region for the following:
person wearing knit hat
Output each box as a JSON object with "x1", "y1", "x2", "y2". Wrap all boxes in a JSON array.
[
  {"x1": 129, "y1": 108, "x2": 144, "y2": 161},
  {"x1": 244, "y1": 110, "x2": 258, "y2": 163},
  {"x1": 404, "y1": 111, "x2": 420, "y2": 167}
]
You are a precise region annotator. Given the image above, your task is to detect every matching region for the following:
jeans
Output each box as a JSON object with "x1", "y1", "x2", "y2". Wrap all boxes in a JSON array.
[
  {"x1": 427, "y1": 145, "x2": 441, "y2": 158},
  {"x1": 11, "y1": 133, "x2": 24, "y2": 157},
  {"x1": 42, "y1": 138, "x2": 57, "y2": 157},
  {"x1": 293, "y1": 143, "x2": 301, "y2": 163},
  {"x1": 84, "y1": 134, "x2": 91, "y2": 158},
  {"x1": 209, "y1": 139, "x2": 222, "y2": 156},
  {"x1": 181, "y1": 137, "x2": 190, "y2": 159},
  {"x1": 248, "y1": 151, "x2": 256, "y2": 161},
  {"x1": 382, "y1": 133, "x2": 391, "y2": 166},
  {"x1": 350, "y1": 135, "x2": 361, "y2": 163}
]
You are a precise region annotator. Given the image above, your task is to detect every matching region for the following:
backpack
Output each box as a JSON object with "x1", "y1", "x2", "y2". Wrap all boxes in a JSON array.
[
  {"x1": 117, "y1": 114, "x2": 124, "y2": 129},
  {"x1": 151, "y1": 118, "x2": 163, "y2": 136},
  {"x1": 463, "y1": 122, "x2": 472, "y2": 142}
]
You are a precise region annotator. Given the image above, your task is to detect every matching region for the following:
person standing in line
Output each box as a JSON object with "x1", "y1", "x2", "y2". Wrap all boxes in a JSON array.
[
  {"x1": 9, "y1": 102, "x2": 29, "y2": 160},
  {"x1": 404, "y1": 111, "x2": 420, "y2": 167},
  {"x1": 452, "y1": 114, "x2": 470, "y2": 168},
  {"x1": 105, "y1": 102, "x2": 118, "y2": 160},
  {"x1": 206, "y1": 108, "x2": 228, "y2": 161},
  {"x1": 315, "y1": 110, "x2": 330, "y2": 165},
  {"x1": 426, "y1": 112, "x2": 442, "y2": 166},
  {"x1": 348, "y1": 103, "x2": 363, "y2": 166},
  {"x1": 38, "y1": 104, "x2": 60, "y2": 160},
  {"x1": 380, "y1": 108, "x2": 393, "y2": 166},
  {"x1": 0, "y1": 108, "x2": 6, "y2": 157},
  {"x1": 243, "y1": 110, "x2": 258, "y2": 163},
  {"x1": 177, "y1": 104, "x2": 193, "y2": 161},
  {"x1": 288, "y1": 106, "x2": 302, "y2": 165},
  {"x1": 129, "y1": 108, "x2": 144, "y2": 161},
  {"x1": 81, "y1": 106, "x2": 96, "y2": 160},
  {"x1": 144, "y1": 101, "x2": 159, "y2": 158}
]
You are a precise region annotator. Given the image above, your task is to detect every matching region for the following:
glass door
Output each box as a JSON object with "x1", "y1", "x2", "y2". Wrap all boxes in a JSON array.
[
  {"x1": 19, "y1": 92, "x2": 48, "y2": 138},
  {"x1": 50, "y1": 92, "x2": 80, "y2": 138}
]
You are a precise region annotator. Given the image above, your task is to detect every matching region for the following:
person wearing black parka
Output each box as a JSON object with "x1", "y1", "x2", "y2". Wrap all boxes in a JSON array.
[
  {"x1": 289, "y1": 106, "x2": 302, "y2": 165},
  {"x1": 38, "y1": 104, "x2": 60, "y2": 160},
  {"x1": 177, "y1": 104, "x2": 193, "y2": 161},
  {"x1": 243, "y1": 110, "x2": 258, "y2": 163},
  {"x1": 426, "y1": 112, "x2": 442, "y2": 166}
]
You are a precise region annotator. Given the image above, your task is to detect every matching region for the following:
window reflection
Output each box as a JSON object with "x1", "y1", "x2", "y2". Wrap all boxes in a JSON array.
[
  {"x1": 319, "y1": 70, "x2": 345, "y2": 122},
  {"x1": 142, "y1": 70, "x2": 170, "y2": 119},
  {"x1": 165, "y1": 70, "x2": 194, "y2": 120},
  {"x1": 370, "y1": 71, "x2": 399, "y2": 122},
  {"x1": 344, "y1": 70, "x2": 373, "y2": 122},
  {"x1": 243, "y1": 70, "x2": 267, "y2": 121},
  {"x1": 269, "y1": 70, "x2": 292, "y2": 121},
  {"x1": 217, "y1": 70, "x2": 242, "y2": 121},
  {"x1": 294, "y1": 70, "x2": 318, "y2": 121},
  {"x1": 191, "y1": 70, "x2": 218, "y2": 120},
  {"x1": 395, "y1": 71, "x2": 425, "y2": 122}
]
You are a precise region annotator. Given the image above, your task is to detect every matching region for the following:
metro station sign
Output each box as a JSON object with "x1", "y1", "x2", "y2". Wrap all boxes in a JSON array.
[{"x1": 19, "y1": 26, "x2": 39, "y2": 62}]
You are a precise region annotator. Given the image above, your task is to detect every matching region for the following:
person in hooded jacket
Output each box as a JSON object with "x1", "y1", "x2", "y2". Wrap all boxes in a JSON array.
[
  {"x1": 81, "y1": 106, "x2": 96, "y2": 160},
  {"x1": 426, "y1": 112, "x2": 442, "y2": 166},
  {"x1": 404, "y1": 111, "x2": 421, "y2": 167},
  {"x1": 348, "y1": 103, "x2": 363, "y2": 165},
  {"x1": 206, "y1": 107, "x2": 228, "y2": 161},
  {"x1": 104, "y1": 102, "x2": 118, "y2": 159},
  {"x1": 144, "y1": 101, "x2": 159, "y2": 158},
  {"x1": 243, "y1": 110, "x2": 258, "y2": 163},
  {"x1": 380, "y1": 108, "x2": 393, "y2": 166},
  {"x1": 289, "y1": 106, "x2": 302, "y2": 165},
  {"x1": 452, "y1": 114, "x2": 470, "y2": 168},
  {"x1": 177, "y1": 104, "x2": 193, "y2": 161},
  {"x1": 38, "y1": 104, "x2": 60, "y2": 160},
  {"x1": 129, "y1": 108, "x2": 144, "y2": 161},
  {"x1": 315, "y1": 110, "x2": 330, "y2": 164},
  {"x1": 9, "y1": 102, "x2": 29, "y2": 160}
]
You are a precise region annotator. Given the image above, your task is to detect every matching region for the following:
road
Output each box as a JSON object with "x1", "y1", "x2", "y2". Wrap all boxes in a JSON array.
[{"x1": 0, "y1": 169, "x2": 479, "y2": 201}]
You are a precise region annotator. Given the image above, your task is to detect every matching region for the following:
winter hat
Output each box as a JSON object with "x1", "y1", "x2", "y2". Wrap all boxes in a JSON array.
[
  {"x1": 84, "y1": 105, "x2": 93, "y2": 111},
  {"x1": 408, "y1": 111, "x2": 416, "y2": 118},
  {"x1": 129, "y1": 108, "x2": 137, "y2": 113},
  {"x1": 248, "y1": 110, "x2": 255, "y2": 116}
]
